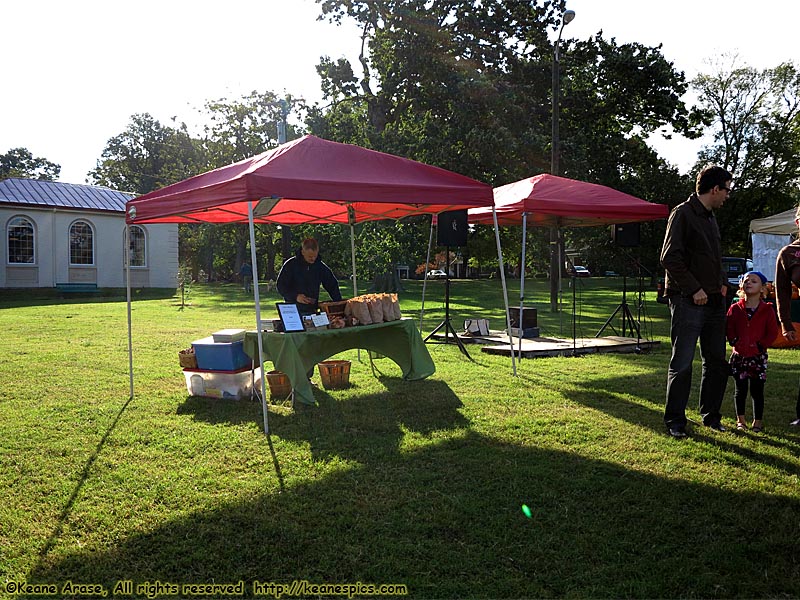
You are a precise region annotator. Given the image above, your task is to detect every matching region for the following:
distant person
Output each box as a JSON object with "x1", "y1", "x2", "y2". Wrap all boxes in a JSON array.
[
  {"x1": 660, "y1": 164, "x2": 733, "y2": 438},
  {"x1": 277, "y1": 238, "x2": 342, "y2": 315},
  {"x1": 239, "y1": 261, "x2": 253, "y2": 293},
  {"x1": 726, "y1": 271, "x2": 779, "y2": 432},
  {"x1": 774, "y1": 204, "x2": 800, "y2": 426}
]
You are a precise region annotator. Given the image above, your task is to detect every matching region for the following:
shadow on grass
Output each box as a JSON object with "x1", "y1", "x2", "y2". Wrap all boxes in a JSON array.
[
  {"x1": 0, "y1": 287, "x2": 177, "y2": 309},
  {"x1": 563, "y1": 369, "x2": 800, "y2": 473},
  {"x1": 272, "y1": 379, "x2": 468, "y2": 463},
  {"x1": 26, "y1": 432, "x2": 800, "y2": 598},
  {"x1": 27, "y1": 386, "x2": 800, "y2": 598},
  {"x1": 176, "y1": 395, "x2": 265, "y2": 427},
  {"x1": 37, "y1": 394, "x2": 135, "y2": 561}
]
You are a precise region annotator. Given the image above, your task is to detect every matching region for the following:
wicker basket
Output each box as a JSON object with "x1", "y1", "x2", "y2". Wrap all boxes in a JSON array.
[
  {"x1": 320, "y1": 300, "x2": 348, "y2": 318},
  {"x1": 178, "y1": 348, "x2": 198, "y2": 369},
  {"x1": 318, "y1": 360, "x2": 351, "y2": 390},
  {"x1": 266, "y1": 370, "x2": 292, "y2": 398}
]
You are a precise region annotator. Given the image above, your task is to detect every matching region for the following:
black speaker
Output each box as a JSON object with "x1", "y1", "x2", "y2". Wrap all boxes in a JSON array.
[
  {"x1": 612, "y1": 223, "x2": 640, "y2": 247},
  {"x1": 437, "y1": 210, "x2": 468, "y2": 247}
]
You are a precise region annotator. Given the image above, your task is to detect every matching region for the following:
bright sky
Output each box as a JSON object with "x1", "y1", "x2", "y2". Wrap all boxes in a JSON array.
[{"x1": 1, "y1": 0, "x2": 797, "y2": 185}]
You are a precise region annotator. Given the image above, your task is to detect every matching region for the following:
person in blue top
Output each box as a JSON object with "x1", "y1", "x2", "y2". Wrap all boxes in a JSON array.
[
  {"x1": 239, "y1": 260, "x2": 253, "y2": 293},
  {"x1": 276, "y1": 238, "x2": 342, "y2": 315}
]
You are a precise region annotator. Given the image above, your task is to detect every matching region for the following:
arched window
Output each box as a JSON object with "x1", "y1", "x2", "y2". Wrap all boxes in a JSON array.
[
  {"x1": 7, "y1": 216, "x2": 35, "y2": 264},
  {"x1": 128, "y1": 225, "x2": 146, "y2": 267},
  {"x1": 69, "y1": 220, "x2": 94, "y2": 265}
]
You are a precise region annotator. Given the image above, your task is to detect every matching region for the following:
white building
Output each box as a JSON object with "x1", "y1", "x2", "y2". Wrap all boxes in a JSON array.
[{"x1": 1, "y1": 178, "x2": 178, "y2": 289}]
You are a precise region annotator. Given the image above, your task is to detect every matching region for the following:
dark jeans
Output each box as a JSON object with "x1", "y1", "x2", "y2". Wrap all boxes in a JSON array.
[
  {"x1": 665, "y1": 297, "x2": 728, "y2": 428},
  {"x1": 796, "y1": 378, "x2": 800, "y2": 418},
  {"x1": 734, "y1": 377, "x2": 765, "y2": 420}
]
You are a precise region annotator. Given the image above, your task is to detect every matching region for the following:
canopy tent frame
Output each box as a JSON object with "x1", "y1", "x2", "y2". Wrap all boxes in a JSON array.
[
  {"x1": 125, "y1": 135, "x2": 511, "y2": 435},
  {"x1": 469, "y1": 174, "x2": 669, "y2": 351}
]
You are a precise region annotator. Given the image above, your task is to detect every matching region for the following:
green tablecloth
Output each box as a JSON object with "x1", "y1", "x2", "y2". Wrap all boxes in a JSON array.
[{"x1": 243, "y1": 318, "x2": 436, "y2": 405}]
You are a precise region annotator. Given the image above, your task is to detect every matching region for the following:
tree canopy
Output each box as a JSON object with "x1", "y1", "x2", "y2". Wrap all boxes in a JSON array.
[
  {"x1": 0, "y1": 147, "x2": 60, "y2": 182},
  {"x1": 74, "y1": 5, "x2": 800, "y2": 283},
  {"x1": 693, "y1": 57, "x2": 800, "y2": 254},
  {"x1": 309, "y1": 0, "x2": 698, "y2": 275}
]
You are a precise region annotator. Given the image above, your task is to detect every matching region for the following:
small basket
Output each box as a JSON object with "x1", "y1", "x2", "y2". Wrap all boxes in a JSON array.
[
  {"x1": 266, "y1": 370, "x2": 292, "y2": 398},
  {"x1": 318, "y1": 360, "x2": 351, "y2": 390},
  {"x1": 320, "y1": 300, "x2": 348, "y2": 318},
  {"x1": 178, "y1": 348, "x2": 197, "y2": 369}
]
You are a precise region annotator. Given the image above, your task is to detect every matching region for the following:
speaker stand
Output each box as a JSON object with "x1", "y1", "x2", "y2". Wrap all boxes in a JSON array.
[
  {"x1": 595, "y1": 271, "x2": 641, "y2": 339},
  {"x1": 424, "y1": 247, "x2": 472, "y2": 360}
]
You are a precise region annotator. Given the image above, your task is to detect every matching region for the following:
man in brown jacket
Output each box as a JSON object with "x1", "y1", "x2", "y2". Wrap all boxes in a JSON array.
[{"x1": 660, "y1": 165, "x2": 732, "y2": 438}]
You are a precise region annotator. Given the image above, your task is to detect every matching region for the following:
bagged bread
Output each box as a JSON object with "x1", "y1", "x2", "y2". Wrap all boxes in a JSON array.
[
  {"x1": 390, "y1": 293, "x2": 402, "y2": 320},
  {"x1": 366, "y1": 295, "x2": 384, "y2": 323},
  {"x1": 346, "y1": 297, "x2": 372, "y2": 325},
  {"x1": 380, "y1": 294, "x2": 396, "y2": 321}
]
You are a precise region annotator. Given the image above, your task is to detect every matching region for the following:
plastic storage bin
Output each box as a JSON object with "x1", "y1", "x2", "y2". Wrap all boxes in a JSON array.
[
  {"x1": 191, "y1": 336, "x2": 252, "y2": 371},
  {"x1": 183, "y1": 366, "x2": 260, "y2": 399}
]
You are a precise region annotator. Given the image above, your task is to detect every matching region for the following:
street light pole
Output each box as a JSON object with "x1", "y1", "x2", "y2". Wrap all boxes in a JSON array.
[
  {"x1": 276, "y1": 98, "x2": 292, "y2": 258},
  {"x1": 549, "y1": 9, "x2": 575, "y2": 312},
  {"x1": 277, "y1": 98, "x2": 289, "y2": 144}
]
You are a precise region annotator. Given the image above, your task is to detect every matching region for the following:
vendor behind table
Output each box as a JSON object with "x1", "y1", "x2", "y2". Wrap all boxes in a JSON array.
[{"x1": 276, "y1": 237, "x2": 342, "y2": 315}]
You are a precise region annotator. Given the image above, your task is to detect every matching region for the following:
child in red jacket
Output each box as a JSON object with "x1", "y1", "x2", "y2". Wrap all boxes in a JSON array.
[{"x1": 726, "y1": 271, "x2": 779, "y2": 432}]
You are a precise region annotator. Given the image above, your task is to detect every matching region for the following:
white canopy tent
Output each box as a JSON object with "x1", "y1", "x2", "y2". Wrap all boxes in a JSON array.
[{"x1": 750, "y1": 208, "x2": 796, "y2": 279}]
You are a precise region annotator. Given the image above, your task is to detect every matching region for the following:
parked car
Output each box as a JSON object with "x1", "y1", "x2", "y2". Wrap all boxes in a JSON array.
[
  {"x1": 571, "y1": 265, "x2": 591, "y2": 277},
  {"x1": 426, "y1": 269, "x2": 447, "y2": 280},
  {"x1": 722, "y1": 257, "x2": 754, "y2": 287}
]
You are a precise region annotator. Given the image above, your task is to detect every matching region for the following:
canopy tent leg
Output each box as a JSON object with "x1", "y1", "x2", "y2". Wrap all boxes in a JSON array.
[
  {"x1": 419, "y1": 215, "x2": 434, "y2": 335},
  {"x1": 493, "y1": 206, "x2": 517, "y2": 376},
  {"x1": 518, "y1": 213, "x2": 528, "y2": 358},
  {"x1": 248, "y1": 203, "x2": 270, "y2": 436},
  {"x1": 126, "y1": 225, "x2": 134, "y2": 400},
  {"x1": 558, "y1": 226, "x2": 564, "y2": 316},
  {"x1": 349, "y1": 223, "x2": 359, "y2": 299},
  {"x1": 348, "y1": 207, "x2": 361, "y2": 361}
]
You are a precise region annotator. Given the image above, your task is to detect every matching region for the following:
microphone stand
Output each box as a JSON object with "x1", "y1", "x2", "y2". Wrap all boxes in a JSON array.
[
  {"x1": 563, "y1": 253, "x2": 580, "y2": 357},
  {"x1": 628, "y1": 250, "x2": 653, "y2": 353}
]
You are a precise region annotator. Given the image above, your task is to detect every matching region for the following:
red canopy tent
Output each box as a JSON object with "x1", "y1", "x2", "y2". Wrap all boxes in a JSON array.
[
  {"x1": 468, "y1": 174, "x2": 669, "y2": 350},
  {"x1": 127, "y1": 135, "x2": 494, "y2": 225},
  {"x1": 468, "y1": 174, "x2": 668, "y2": 227},
  {"x1": 124, "y1": 135, "x2": 515, "y2": 433}
]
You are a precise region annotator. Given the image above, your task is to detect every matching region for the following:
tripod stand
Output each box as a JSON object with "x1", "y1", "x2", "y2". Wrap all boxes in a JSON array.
[
  {"x1": 424, "y1": 246, "x2": 472, "y2": 360},
  {"x1": 595, "y1": 262, "x2": 641, "y2": 340}
]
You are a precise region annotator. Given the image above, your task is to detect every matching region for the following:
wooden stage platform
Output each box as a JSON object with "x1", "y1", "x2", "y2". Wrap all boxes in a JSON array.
[{"x1": 427, "y1": 330, "x2": 660, "y2": 358}]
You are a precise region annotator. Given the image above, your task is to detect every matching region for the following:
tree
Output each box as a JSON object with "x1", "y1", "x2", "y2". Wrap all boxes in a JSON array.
[
  {"x1": 311, "y1": 1, "x2": 699, "y2": 279},
  {"x1": 91, "y1": 91, "x2": 297, "y2": 283},
  {"x1": 553, "y1": 34, "x2": 704, "y2": 275},
  {"x1": 693, "y1": 58, "x2": 800, "y2": 254},
  {"x1": 193, "y1": 91, "x2": 301, "y2": 282},
  {"x1": 89, "y1": 113, "x2": 205, "y2": 195},
  {"x1": 201, "y1": 90, "x2": 302, "y2": 165},
  {"x1": 315, "y1": 0, "x2": 565, "y2": 178},
  {"x1": 0, "y1": 147, "x2": 60, "y2": 181}
]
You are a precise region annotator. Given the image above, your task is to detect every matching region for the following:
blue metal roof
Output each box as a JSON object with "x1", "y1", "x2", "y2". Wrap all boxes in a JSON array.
[{"x1": 0, "y1": 178, "x2": 133, "y2": 213}]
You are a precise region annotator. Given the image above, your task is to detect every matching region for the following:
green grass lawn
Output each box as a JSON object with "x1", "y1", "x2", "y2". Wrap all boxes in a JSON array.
[{"x1": 1, "y1": 278, "x2": 799, "y2": 599}]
